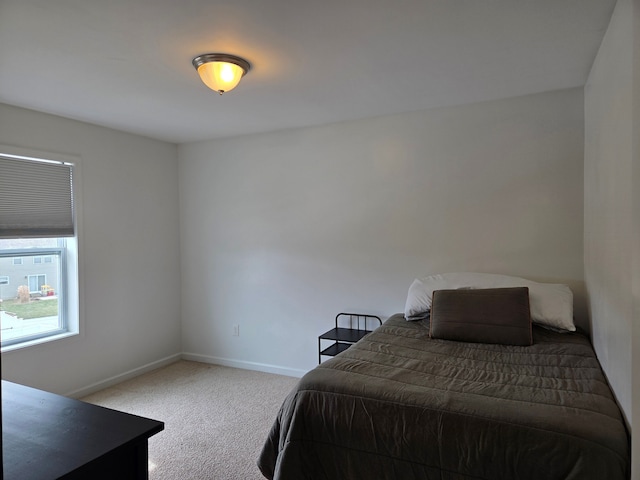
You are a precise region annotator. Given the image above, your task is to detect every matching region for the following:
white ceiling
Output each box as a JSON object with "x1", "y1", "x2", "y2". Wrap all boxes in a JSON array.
[{"x1": 0, "y1": 0, "x2": 616, "y2": 144}]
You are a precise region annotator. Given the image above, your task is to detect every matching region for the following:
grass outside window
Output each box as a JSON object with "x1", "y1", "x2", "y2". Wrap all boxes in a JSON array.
[{"x1": 1, "y1": 298, "x2": 59, "y2": 319}]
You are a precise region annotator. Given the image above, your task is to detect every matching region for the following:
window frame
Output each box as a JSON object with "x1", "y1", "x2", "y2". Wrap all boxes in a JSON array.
[{"x1": 0, "y1": 144, "x2": 82, "y2": 352}]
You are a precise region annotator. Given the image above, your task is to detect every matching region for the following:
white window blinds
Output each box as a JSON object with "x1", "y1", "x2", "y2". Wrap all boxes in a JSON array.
[{"x1": 0, "y1": 154, "x2": 74, "y2": 238}]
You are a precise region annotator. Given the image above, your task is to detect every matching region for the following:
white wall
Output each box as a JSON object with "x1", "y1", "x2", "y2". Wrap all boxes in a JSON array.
[
  {"x1": 635, "y1": 0, "x2": 640, "y2": 472},
  {"x1": 631, "y1": 0, "x2": 640, "y2": 470},
  {"x1": 179, "y1": 88, "x2": 585, "y2": 375},
  {"x1": 584, "y1": 0, "x2": 639, "y2": 473},
  {"x1": 584, "y1": 0, "x2": 636, "y2": 426},
  {"x1": 0, "y1": 103, "x2": 182, "y2": 396}
]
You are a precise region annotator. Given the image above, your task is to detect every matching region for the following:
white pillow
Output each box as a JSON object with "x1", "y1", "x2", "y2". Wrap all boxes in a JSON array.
[{"x1": 404, "y1": 272, "x2": 575, "y2": 331}]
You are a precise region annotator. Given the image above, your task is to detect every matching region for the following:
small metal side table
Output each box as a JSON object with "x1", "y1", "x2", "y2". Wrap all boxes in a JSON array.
[{"x1": 318, "y1": 312, "x2": 382, "y2": 363}]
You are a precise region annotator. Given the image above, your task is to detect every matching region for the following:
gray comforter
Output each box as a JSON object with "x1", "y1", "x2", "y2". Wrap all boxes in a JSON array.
[{"x1": 258, "y1": 314, "x2": 629, "y2": 479}]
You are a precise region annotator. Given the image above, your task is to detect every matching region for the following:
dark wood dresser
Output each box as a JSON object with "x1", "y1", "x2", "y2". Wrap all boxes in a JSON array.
[{"x1": 2, "y1": 380, "x2": 164, "y2": 479}]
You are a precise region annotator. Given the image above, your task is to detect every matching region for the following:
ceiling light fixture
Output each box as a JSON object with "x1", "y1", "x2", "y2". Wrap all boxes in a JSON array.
[{"x1": 192, "y1": 53, "x2": 251, "y2": 95}]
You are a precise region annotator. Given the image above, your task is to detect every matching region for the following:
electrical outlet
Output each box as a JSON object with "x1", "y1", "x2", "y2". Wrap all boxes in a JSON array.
[{"x1": 233, "y1": 324, "x2": 240, "y2": 336}]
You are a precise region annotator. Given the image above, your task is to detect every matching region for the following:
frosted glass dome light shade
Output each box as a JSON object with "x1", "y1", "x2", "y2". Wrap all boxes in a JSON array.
[{"x1": 192, "y1": 54, "x2": 251, "y2": 95}]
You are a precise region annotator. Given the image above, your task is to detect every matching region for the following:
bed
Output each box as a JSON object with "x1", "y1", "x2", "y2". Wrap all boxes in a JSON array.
[{"x1": 258, "y1": 288, "x2": 630, "y2": 479}]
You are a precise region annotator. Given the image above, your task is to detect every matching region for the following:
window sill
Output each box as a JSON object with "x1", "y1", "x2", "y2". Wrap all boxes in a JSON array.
[{"x1": 1, "y1": 330, "x2": 79, "y2": 353}]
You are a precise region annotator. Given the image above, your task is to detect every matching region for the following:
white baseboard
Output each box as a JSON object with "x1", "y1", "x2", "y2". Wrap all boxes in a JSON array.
[
  {"x1": 181, "y1": 352, "x2": 307, "y2": 378},
  {"x1": 67, "y1": 352, "x2": 305, "y2": 398},
  {"x1": 66, "y1": 353, "x2": 182, "y2": 398}
]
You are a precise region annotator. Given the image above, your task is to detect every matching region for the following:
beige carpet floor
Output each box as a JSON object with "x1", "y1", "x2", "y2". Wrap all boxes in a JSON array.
[{"x1": 81, "y1": 360, "x2": 299, "y2": 480}]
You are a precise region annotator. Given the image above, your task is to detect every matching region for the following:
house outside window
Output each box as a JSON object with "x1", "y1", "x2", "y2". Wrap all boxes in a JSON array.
[{"x1": 0, "y1": 150, "x2": 80, "y2": 350}]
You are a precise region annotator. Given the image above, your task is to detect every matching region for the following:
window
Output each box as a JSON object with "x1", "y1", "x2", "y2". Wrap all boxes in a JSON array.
[
  {"x1": 0, "y1": 150, "x2": 79, "y2": 350},
  {"x1": 32, "y1": 256, "x2": 52, "y2": 264}
]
